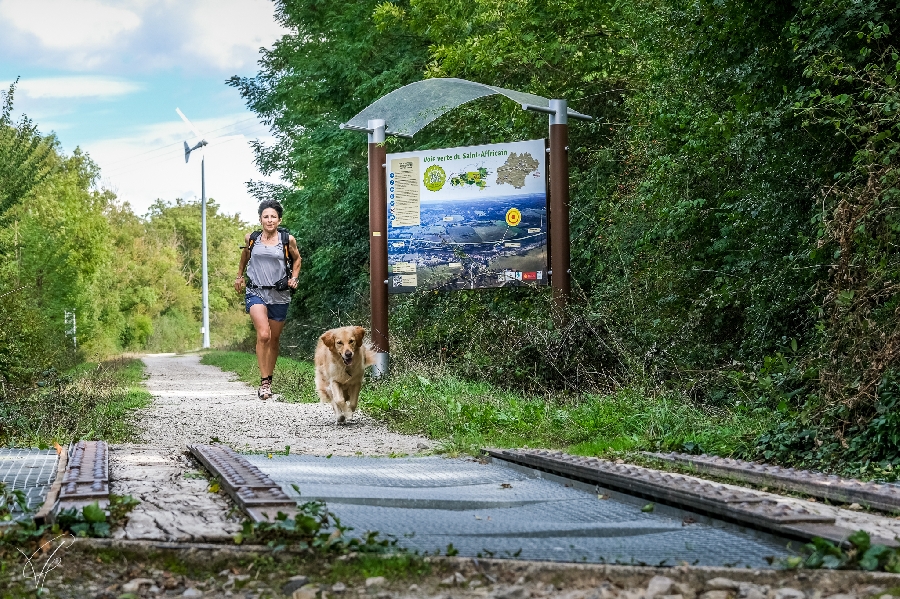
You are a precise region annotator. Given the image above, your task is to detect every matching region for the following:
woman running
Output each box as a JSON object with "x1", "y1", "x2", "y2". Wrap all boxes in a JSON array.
[{"x1": 234, "y1": 199, "x2": 301, "y2": 400}]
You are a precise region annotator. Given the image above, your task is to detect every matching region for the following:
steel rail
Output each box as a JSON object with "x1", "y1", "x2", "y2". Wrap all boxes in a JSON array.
[
  {"x1": 644, "y1": 451, "x2": 900, "y2": 513},
  {"x1": 189, "y1": 444, "x2": 299, "y2": 522},
  {"x1": 54, "y1": 441, "x2": 109, "y2": 515}
]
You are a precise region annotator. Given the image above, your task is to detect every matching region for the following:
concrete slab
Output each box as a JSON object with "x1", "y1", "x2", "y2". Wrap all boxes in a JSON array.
[{"x1": 247, "y1": 454, "x2": 792, "y2": 568}]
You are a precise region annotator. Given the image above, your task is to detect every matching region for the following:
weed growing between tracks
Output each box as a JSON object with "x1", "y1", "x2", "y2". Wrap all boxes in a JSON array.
[
  {"x1": 786, "y1": 530, "x2": 900, "y2": 573},
  {"x1": 201, "y1": 351, "x2": 775, "y2": 457},
  {"x1": 0, "y1": 358, "x2": 152, "y2": 447}
]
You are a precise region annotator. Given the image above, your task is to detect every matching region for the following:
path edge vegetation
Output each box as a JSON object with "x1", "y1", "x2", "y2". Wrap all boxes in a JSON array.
[
  {"x1": 0, "y1": 358, "x2": 152, "y2": 448},
  {"x1": 201, "y1": 350, "x2": 778, "y2": 460}
]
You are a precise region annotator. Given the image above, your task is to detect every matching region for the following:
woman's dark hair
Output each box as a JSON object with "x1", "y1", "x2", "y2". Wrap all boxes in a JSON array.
[{"x1": 258, "y1": 199, "x2": 283, "y2": 218}]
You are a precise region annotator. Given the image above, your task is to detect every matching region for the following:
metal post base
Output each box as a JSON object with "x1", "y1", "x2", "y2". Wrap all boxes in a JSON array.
[{"x1": 371, "y1": 352, "x2": 390, "y2": 379}]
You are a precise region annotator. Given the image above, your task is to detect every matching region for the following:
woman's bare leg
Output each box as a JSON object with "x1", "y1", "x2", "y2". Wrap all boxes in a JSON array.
[
  {"x1": 263, "y1": 319, "x2": 286, "y2": 377},
  {"x1": 249, "y1": 304, "x2": 272, "y2": 377}
]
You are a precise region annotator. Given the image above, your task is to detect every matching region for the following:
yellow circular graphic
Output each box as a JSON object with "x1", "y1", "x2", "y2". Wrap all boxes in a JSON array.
[
  {"x1": 423, "y1": 165, "x2": 446, "y2": 192},
  {"x1": 505, "y1": 208, "x2": 522, "y2": 227}
]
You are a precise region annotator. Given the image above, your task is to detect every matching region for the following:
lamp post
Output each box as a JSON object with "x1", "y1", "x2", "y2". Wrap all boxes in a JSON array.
[{"x1": 177, "y1": 108, "x2": 210, "y2": 349}]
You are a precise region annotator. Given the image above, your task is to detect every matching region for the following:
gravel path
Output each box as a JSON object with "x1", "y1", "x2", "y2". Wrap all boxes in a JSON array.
[
  {"x1": 136, "y1": 353, "x2": 430, "y2": 455},
  {"x1": 109, "y1": 353, "x2": 430, "y2": 541}
]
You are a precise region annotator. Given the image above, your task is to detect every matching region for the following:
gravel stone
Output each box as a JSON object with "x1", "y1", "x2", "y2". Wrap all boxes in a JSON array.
[
  {"x1": 706, "y1": 579, "x2": 741, "y2": 591},
  {"x1": 772, "y1": 590, "x2": 805, "y2": 599},
  {"x1": 647, "y1": 576, "x2": 675, "y2": 598},
  {"x1": 283, "y1": 575, "x2": 311, "y2": 595},
  {"x1": 121, "y1": 578, "x2": 154, "y2": 592},
  {"x1": 366, "y1": 576, "x2": 387, "y2": 588},
  {"x1": 492, "y1": 586, "x2": 528, "y2": 599},
  {"x1": 699, "y1": 592, "x2": 733, "y2": 599}
]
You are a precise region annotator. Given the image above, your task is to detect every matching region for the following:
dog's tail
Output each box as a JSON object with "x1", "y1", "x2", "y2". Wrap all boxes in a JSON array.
[{"x1": 363, "y1": 344, "x2": 378, "y2": 368}]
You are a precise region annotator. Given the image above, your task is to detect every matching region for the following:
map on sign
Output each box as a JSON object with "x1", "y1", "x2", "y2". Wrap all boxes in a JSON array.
[{"x1": 386, "y1": 139, "x2": 547, "y2": 293}]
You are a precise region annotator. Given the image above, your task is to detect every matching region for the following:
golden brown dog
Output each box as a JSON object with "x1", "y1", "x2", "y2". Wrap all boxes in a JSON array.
[{"x1": 314, "y1": 326, "x2": 376, "y2": 423}]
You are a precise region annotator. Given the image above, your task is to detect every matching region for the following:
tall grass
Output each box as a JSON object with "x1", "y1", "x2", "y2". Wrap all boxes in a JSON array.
[
  {"x1": 0, "y1": 359, "x2": 152, "y2": 447},
  {"x1": 201, "y1": 350, "x2": 777, "y2": 457},
  {"x1": 200, "y1": 351, "x2": 319, "y2": 403}
]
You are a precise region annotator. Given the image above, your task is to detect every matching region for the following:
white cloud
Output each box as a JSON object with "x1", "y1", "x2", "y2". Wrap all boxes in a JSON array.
[
  {"x1": 87, "y1": 114, "x2": 280, "y2": 221},
  {"x1": 8, "y1": 76, "x2": 142, "y2": 99},
  {"x1": 185, "y1": 0, "x2": 288, "y2": 70},
  {"x1": 0, "y1": 0, "x2": 140, "y2": 50},
  {"x1": 0, "y1": 0, "x2": 288, "y2": 73}
]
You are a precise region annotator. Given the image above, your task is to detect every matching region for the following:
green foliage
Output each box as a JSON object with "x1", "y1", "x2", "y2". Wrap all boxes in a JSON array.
[
  {"x1": 0, "y1": 86, "x2": 252, "y2": 390},
  {"x1": 785, "y1": 530, "x2": 900, "y2": 572},
  {"x1": 0, "y1": 482, "x2": 29, "y2": 522},
  {"x1": 233, "y1": 0, "x2": 900, "y2": 472},
  {"x1": 235, "y1": 489, "x2": 397, "y2": 554},
  {"x1": 0, "y1": 79, "x2": 57, "y2": 218},
  {"x1": 56, "y1": 495, "x2": 139, "y2": 538}
]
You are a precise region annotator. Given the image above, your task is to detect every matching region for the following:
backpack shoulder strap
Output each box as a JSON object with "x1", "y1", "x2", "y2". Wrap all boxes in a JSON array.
[
  {"x1": 247, "y1": 230, "x2": 262, "y2": 252},
  {"x1": 278, "y1": 227, "x2": 291, "y2": 260}
]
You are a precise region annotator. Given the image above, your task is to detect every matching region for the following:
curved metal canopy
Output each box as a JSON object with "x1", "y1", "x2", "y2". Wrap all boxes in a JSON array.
[{"x1": 341, "y1": 78, "x2": 590, "y2": 138}]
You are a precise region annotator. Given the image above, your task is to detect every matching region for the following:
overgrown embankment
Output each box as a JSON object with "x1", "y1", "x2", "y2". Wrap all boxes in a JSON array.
[{"x1": 0, "y1": 358, "x2": 151, "y2": 447}]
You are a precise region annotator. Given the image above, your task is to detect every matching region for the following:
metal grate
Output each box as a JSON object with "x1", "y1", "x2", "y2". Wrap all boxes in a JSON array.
[
  {"x1": 246, "y1": 453, "x2": 792, "y2": 568},
  {"x1": 0, "y1": 449, "x2": 58, "y2": 519},
  {"x1": 484, "y1": 449, "x2": 897, "y2": 547}
]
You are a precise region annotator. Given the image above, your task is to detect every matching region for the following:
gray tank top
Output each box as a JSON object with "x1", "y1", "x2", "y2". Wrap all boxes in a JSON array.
[{"x1": 246, "y1": 238, "x2": 291, "y2": 305}]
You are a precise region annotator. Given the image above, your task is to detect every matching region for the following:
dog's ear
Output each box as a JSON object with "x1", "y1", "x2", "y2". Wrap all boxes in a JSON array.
[
  {"x1": 354, "y1": 326, "x2": 366, "y2": 345},
  {"x1": 320, "y1": 330, "x2": 335, "y2": 349}
]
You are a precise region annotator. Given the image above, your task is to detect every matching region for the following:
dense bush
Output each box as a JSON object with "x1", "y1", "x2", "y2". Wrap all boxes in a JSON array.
[{"x1": 232, "y1": 0, "x2": 900, "y2": 473}]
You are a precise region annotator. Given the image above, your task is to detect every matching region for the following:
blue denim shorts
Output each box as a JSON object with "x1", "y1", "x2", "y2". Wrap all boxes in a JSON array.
[{"x1": 245, "y1": 294, "x2": 289, "y2": 321}]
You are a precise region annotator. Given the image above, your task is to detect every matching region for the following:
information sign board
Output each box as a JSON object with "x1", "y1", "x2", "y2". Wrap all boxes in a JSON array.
[{"x1": 386, "y1": 139, "x2": 548, "y2": 292}]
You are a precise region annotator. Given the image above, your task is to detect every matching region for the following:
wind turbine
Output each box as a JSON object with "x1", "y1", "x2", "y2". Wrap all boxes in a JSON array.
[{"x1": 176, "y1": 107, "x2": 211, "y2": 349}]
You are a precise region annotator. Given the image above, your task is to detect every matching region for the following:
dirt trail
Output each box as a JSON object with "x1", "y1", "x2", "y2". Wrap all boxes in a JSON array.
[{"x1": 109, "y1": 353, "x2": 429, "y2": 541}]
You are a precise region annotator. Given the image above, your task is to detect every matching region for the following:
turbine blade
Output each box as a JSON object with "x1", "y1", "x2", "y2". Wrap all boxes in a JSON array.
[
  {"x1": 175, "y1": 107, "x2": 204, "y2": 140},
  {"x1": 184, "y1": 141, "x2": 191, "y2": 163}
]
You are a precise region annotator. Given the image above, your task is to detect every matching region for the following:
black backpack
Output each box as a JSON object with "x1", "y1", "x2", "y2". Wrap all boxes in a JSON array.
[{"x1": 245, "y1": 227, "x2": 294, "y2": 292}]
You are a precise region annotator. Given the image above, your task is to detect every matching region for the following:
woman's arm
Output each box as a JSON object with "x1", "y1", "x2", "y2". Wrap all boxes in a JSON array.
[
  {"x1": 288, "y1": 235, "x2": 302, "y2": 289},
  {"x1": 234, "y1": 233, "x2": 252, "y2": 292}
]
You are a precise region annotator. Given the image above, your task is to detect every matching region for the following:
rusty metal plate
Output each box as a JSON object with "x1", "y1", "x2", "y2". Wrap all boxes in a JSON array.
[
  {"x1": 482, "y1": 449, "x2": 894, "y2": 546},
  {"x1": 55, "y1": 441, "x2": 109, "y2": 514},
  {"x1": 645, "y1": 451, "x2": 900, "y2": 514},
  {"x1": 189, "y1": 444, "x2": 299, "y2": 522}
]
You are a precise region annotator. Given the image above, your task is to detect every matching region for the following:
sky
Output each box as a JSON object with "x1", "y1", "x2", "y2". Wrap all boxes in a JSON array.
[{"x1": 0, "y1": 0, "x2": 289, "y2": 221}]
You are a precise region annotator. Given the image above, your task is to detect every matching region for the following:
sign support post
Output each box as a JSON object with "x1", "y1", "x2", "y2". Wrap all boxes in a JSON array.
[
  {"x1": 342, "y1": 79, "x2": 592, "y2": 377},
  {"x1": 367, "y1": 119, "x2": 390, "y2": 378},
  {"x1": 548, "y1": 99, "x2": 571, "y2": 310}
]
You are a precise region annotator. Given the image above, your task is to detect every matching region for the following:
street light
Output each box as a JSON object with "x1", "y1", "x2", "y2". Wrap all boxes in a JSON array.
[{"x1": 176, "y1": 107, "x2": 210, "y2": 349}]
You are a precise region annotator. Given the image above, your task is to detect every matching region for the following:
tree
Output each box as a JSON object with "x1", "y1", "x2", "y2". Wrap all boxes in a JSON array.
[{"x1": 0, "y1": 79, "x2": 57, "y2": 219}]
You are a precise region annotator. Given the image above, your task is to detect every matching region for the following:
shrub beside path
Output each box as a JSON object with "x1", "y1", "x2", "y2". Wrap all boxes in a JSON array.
[{"x1": 109, "y1": 353, "x2": 430, "y2": 541}]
